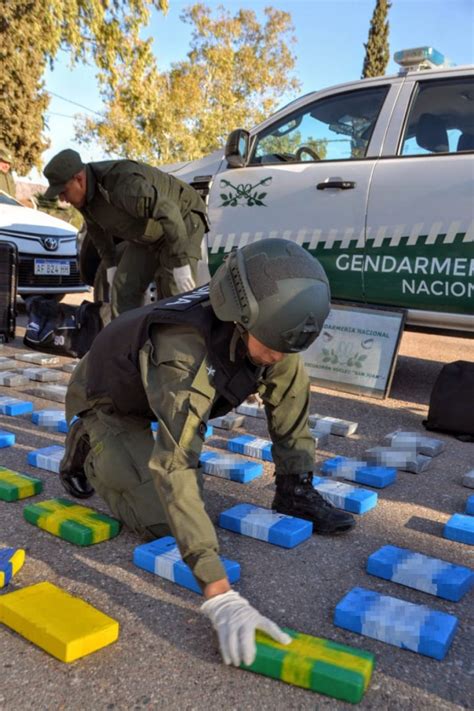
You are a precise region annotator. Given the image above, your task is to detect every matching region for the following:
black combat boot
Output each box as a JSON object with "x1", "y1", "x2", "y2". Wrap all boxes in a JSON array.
[
  {"x1": 59, "y1": 418, "x2": 95, "y2": 499},
  {"x1": 272, "y1": 473, "x2": 355, "y2": 534}
]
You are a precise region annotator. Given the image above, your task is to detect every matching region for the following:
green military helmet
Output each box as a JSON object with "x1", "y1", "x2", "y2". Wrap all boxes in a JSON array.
[{"x1": 209, "y1": 238, "x2": 330, "y2": 353}]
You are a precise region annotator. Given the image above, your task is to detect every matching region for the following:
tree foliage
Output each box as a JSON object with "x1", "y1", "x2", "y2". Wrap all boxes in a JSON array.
[
  {"x1": 35, "y1": 193, "x2": 84, "y2": 229},
  {"x1": 77, "y1": 4, "x2": 301, "y2": 164},
  {"x1": 361, "y1": 0, "x2": 391, "y2": 79},
  {"x1": 0, "y1": 0, "x2": 168, "y2": 173},
  {"x1": 255, "y1": 132, "x2": 327, "y2": 162},
  {"x1": 1, "y1": 2, "x2": 50, "y2": 173}
]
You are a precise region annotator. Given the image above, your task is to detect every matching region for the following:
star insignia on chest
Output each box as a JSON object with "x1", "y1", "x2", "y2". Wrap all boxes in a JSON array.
[{"x1": 206, "y1": 364, "x2": 216, "y2": 378}]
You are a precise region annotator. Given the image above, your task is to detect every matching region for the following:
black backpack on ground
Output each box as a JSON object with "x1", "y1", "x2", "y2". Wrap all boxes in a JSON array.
[
  {"x1": 423, "y1": 360, "x2": 474, "y2": 442},
  {"x1": 24, "y1": 297, "x2": 110, "y2": 359}
]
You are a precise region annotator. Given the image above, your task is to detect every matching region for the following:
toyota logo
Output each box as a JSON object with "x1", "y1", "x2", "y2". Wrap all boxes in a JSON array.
[{"x1": 42, "y1": 237, "x2": 59, "y2": 251}]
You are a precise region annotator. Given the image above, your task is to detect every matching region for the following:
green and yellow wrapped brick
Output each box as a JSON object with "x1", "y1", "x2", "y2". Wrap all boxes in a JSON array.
[
  {"x1": 242, "y1": 629, "x2": 375, "y2": 704},
  {"x1": 23, "y1": 498, "x2": 121, "y2": 546},
  {"x1": 0, "y1": 467, "x2": 43, "y2": 501}
]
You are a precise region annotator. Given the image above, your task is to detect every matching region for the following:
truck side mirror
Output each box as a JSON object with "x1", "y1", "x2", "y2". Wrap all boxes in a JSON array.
[{"x1": 225, "y1": 129, "x2": 250, "y2": 168}]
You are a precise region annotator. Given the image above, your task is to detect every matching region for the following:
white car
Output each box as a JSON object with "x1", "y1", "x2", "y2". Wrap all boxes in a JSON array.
[{"x1": 0, "y1": 191, "x2": 89, "y2": 299}]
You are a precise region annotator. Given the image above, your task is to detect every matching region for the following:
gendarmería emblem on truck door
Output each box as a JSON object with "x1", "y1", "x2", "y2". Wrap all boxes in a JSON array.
[{"x1": 219, "y1": 177, "x2": 272, "y2": 207}]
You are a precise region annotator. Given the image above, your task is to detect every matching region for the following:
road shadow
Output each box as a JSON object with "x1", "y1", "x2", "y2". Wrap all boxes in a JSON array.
[{"x1": 405, "y1": 515, "x2": 447, "y2": 539}]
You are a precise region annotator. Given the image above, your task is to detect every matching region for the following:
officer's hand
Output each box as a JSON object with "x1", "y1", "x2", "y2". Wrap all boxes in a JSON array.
[
  {"x1": 201, "y1": 590, "x2": 291, "y2": 666},
  {"x1": 106, "y1": 266, "x2": 117, "y2": 290},
  {"x1": 173, "y1": 264, "x2": 195, "y2": 292}
]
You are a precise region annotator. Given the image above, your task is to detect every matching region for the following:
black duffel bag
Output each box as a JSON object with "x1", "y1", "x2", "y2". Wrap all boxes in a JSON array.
[
  {"x1": 423, "y1": 360, "x2": 474, "y2": 442},
  {"x1": 24, "y1": 296, "x2": 109, "y2": 358}
]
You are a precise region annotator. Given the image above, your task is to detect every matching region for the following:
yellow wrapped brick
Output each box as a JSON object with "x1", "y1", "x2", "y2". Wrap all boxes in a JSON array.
[{"x1": 0, "y1": 582, "x2": 119, "y2": 662}]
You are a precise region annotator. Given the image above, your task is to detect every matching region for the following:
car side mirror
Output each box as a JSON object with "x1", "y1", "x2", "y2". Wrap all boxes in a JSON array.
[{"x1": 225, "y1": 129, "x2": 250, "y2": 168}]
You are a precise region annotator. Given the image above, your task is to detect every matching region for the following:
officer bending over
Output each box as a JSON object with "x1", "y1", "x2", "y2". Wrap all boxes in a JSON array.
[
  {"x1": 43, "y1": 149, "x2": 208, "y2": 317},
  {"x1": 60, "y1": 239, "x2": 355, "y2": 666}
]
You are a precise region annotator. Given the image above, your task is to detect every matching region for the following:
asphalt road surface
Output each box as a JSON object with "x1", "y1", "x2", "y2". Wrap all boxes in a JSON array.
[{"x1": 0, "y1": 306, "x2": 473, "y2": 711}]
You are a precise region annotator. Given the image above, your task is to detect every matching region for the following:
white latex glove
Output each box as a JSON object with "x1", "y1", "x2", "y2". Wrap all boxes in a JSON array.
[
  {"x1": 173, "y1": 264, "x2": 195, "y2": 292},
  {"x1": 106, "y1": 266, "x2": 117, "y2": 290},
  {"x1": 201, "y1": 590, "x2": 291, "y2": 667}
]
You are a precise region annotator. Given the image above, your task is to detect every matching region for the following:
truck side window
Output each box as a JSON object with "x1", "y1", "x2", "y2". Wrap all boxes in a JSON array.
[
  {"x1": 250, "y1": 86, "x2": 388, "y2": 164},
  {"x1": 400, "y1": 77, "x2": 474, "y2": 155}
]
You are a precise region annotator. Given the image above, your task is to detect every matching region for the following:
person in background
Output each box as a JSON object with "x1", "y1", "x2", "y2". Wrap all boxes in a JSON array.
[
  {"x1": 43, "y1": 149, "x2": 208, "y2": 317},
  {"x1": 0, "y1": 143, "x2": 16, "y2": 198}
]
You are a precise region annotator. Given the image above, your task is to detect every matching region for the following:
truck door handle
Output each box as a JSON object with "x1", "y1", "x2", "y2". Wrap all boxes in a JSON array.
[{"x1": 316, "y1": 180, "x2": 356, "y2": 190}]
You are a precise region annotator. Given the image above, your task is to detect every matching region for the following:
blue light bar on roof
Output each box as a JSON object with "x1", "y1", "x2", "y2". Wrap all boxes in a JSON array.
[{"x1": 394, "y1": 47, "x2": 445, "y2": 69}]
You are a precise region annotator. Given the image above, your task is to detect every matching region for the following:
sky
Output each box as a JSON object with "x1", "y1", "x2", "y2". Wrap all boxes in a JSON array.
[{"x1": 25, "y1": 0, "x2": 474, "y2": 182}]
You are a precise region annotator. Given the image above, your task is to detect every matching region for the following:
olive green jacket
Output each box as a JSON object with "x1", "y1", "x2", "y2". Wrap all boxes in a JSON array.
[
  {"x1": 0, "y1": 171, "x2": 16, "y2": 198},
  {"x1": 66, "y1": 324, "x2": 315, "y2": 587},
  {"x1": 80, "y1": 160, "x2": 208, "y2": 269}
]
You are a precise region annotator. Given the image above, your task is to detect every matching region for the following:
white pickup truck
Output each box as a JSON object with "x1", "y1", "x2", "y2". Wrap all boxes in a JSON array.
[{"x1": 164, "y1": 47, "x2": 474, "y2": 332}]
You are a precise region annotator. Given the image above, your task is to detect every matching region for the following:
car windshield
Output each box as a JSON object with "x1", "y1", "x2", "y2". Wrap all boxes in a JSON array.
[{"x1": 0, "y1": 191, "x2": 22, "y2": 207}]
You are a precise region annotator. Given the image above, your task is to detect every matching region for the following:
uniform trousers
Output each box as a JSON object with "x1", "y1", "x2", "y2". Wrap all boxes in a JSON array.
[{"x1": 111, "y1": 213, "x2": 205, "y2": 317}]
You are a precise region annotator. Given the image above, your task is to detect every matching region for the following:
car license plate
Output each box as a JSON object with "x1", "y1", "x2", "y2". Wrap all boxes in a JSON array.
[{"x1": 34, "y1": 259, "x2": 70, "y2": 276}]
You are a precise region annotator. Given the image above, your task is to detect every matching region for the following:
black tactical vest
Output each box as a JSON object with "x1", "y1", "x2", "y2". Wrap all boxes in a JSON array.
[{"x1": 85, "y1": 286, "x2": 262, "y2": 418}]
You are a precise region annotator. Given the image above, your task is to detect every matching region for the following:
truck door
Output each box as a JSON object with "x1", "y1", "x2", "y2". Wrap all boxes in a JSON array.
[
  {"x1": 365, "y1": 73, "x2": 474, "y2": 323},
  {"x1": 208, "y1": 84, "x2": 394, "y2": 302}
]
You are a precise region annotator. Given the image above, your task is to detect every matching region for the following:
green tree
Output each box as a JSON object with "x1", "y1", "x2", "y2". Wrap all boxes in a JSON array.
[
  {"x1": 1, "y1": 2, "x2": 50, "y2": 174},
  {"x1": 0, "y1": 0, "x2": 168, "y2": 174},
  {"x1": 77, "y1": 4, "x2": 300, "y2": 164},
  {"x1": 361, "y1": 0, "x2": 391, "y2": 79}
]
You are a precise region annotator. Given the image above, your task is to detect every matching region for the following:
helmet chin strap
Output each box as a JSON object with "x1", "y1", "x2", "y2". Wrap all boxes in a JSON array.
[
  {"x1": 230, "y1": 322, "x2": 264, "y2": 367},
  {"x1": 229, "y1": 323, "x2": 246, "y2": 363},
  {"x1": 232, "y1": 324, "x2": 267, "y2": 369}
]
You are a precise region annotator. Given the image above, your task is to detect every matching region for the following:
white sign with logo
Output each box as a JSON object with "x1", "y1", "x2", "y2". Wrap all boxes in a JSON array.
[{"x1": 304, "y1": 305, "x2": 405, "y2": 399}]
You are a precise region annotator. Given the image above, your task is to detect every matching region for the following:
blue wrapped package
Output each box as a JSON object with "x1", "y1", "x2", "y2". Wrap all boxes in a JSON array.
[
  {"x1": 321, "y1": 457, "x2": 396, "y2": 488},
  {"x1": 312, "y1": 476, "x2": 377, "y2": 515},
  {"x1": 199, "y1": 452, "x2": 263, "y2": 483},
  {"x1": 367, "y1": 545, "x2": 474, "y2": 601},
  {"x1": 32, "y1": 410, "x2": 65, "y2": 429},
  {"x1": 0, "y1": 430, "x2": 15, "y2": 448},
  {"x1": 219, "y1": 503, "x2": 312, "y2": 548},
  {"x1": 133, "y1": 536, "x2": 240, "y2": 594},
  {"x1": 27, "y1": 445, "x2": 65, "y2": 474},
  {"x1": 444, "y1": 514, "x2": 474, "y2": 545},
  {"x1": 334, "y1": 587, "x2": 458, "y2": 661},
  {"x1": 227, "y1": 435, "x2": 273, "y2": 462},
  {"x1": 0, "y1": 397, "x2": 33, "y2": 416}
]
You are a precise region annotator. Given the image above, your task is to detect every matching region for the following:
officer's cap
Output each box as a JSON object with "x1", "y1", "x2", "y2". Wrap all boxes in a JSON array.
[
  {"x1": 43, "y1": 149, "x2": 84, "y2": 199},
  {"x1": 0, "y1": 143, "x2": 13, "y2": 164}
]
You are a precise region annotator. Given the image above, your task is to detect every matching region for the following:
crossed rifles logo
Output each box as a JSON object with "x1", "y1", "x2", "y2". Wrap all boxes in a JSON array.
[{"x1": 219, "y1": 177, "x2": 272, "y2": 207}]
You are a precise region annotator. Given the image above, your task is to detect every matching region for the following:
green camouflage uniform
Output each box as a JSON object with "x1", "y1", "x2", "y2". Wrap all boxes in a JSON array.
[
  {"x1": 0, "y1": 170, "x2": 16, "y2": 198},
  {"x1": 66, "y1": 323, "x2": 315, "y2": 588},
  {"x1": 79, "y1": 160, "x2": 208, "y2": 316}
]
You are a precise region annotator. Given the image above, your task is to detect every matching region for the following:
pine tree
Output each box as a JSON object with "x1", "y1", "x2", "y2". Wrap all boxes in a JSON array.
[{"x1": 361, "y1": 0, "x2": 391, "y2": 79}]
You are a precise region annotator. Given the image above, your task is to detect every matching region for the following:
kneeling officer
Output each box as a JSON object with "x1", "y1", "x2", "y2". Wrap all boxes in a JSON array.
[{"x1": 60, "y1": 238, "x2": 355, "y2": 666}]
